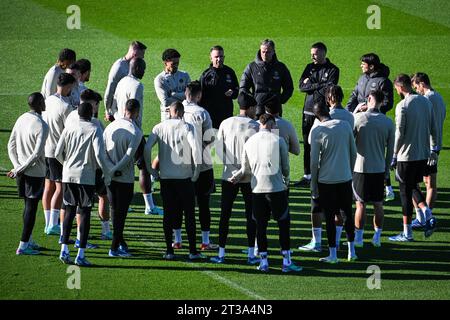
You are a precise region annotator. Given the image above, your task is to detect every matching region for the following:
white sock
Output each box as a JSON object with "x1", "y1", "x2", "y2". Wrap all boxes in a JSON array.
[
  {"x1": 174, "y1": 229, "x2": 182, "y2": 243},
  {"x1": 49, "y1": 209, "x2": 60, "y2": 227},
  {"x1": 77, "y1": 248, "x2": 85, "y2": 259},
  {"x1": 403, "y1": 224, "x2": 412, "y2": 238},
  {"x1": 201, "y1": 231, "x2": 210, "y2": 245},
  {"x1": 101, "y1": 220, "x2": 110, "y2": 234},
  {"x1": 347, "y1": 241, "x2": 356, "y2": 257},
  {"x1": 248, "y1": 247, "x2": 255, "y2": 258},
  {"x1": 355, "y1": 228, "x2": 364, "y2": 243},
  {"x1": 303, "y1": 174, "x2": 311, "y2": 180},
  {"x1": 422, "y1": 207, "x2": 433, "y2": 221},
  {"x1": 19, "y1": 241, "x2": 28, "y2": 250},
  {"x1": 260, "y1": 252, "x2": 268, "y2": 266},
  {"x1": 61, "y1": 244, "x2": 69, "y2": 254},
  {"x1": 386, "y1": 185, "x2": 393, "y2": 193},
  {"x1": 44, "y1": 210, "x2": 51, "y2": 228},
  {"x1": 374, "y1": 227, "x2": 382, "y2": 241},
  {"x1": 329, "y1": 247, "x2": 337, "y2": 259},
  {"x1": 218, "y1": 247, "x2": 225, "y2": 258},
  {"x1": 312, "y1": 228, "x2": 322, "y2": 245},
  {"x1": 336, "y1": 226, "x2": 343, "y2": 247},
  {"x1": 143, "y1": 193, "x2": 155, "y2": 210},
  {"x1": 416, "y1": 208, "x2": 425, "y2": 223},
  {"x1": 60, "y1": 220, "x2": 64, "y2": 236},
  {"x1": 282, "y1": 250, "x2": 291, "y2": 266},
  {"x1": 77, "y1": 226, "x2": 81, "y2": 241}
]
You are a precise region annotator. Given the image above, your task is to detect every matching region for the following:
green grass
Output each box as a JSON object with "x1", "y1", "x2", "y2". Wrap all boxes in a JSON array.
[{"x1": 0, "y1": 0, "x2": 449, "y2": 300}]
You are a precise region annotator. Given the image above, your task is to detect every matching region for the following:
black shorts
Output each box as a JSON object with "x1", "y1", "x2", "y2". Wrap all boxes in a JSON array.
[
  {"x1": 396, "y1": 160, "x2": 427, "y2": 185},
  {"x1": 63, "y1": 183, "x2": 95, "y2": 208},
  {"x1": 252, "y1": 190, "x2": 289, "y2": 222},
  {"x1": 195, "y1": 169, "x2": 215, "y2": 196},
  {"x1": 45, "y1": 157, "x2": 63, "y2": 182},
  {"x1": 17, "y1": 175, "x2": 44, "y2": 199},
  {"x1": 352, "y1": 172, "x2": 385, "y2": 203},
  {"x1": 95, "y1": 169, "x2": 107, "y2": 196},
  {"x1": 135, "y1": 136, "x2": 146, "y2": 170},
  {"x1": 423, "y1": 164, "x2": 437, "y2": 176}
]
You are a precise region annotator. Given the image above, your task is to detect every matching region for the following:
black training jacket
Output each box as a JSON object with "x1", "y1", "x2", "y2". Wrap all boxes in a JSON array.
[
  {"x1": 239, "y1": 51, "x2": 294, "y2": 106},
  {"x1": 299, "y1": 58, "x2": 340, "y2": 114},
  {"x1": 199, "y1": 64, "x2": 239, "y2": 129},
  {"x1": 345, "y1": 63, "x2": 394, "y2": 114}
]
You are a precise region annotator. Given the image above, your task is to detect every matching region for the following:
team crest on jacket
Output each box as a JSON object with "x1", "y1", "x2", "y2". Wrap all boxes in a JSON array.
[
  {"x1": 226, "y1": 74, "x2": 232, "y2": 83},
  {"x1": 273, "y1": 71, "x2": 280, "y2": 80},
  {"x1": 371, "y1": 82, "x2": 377, "y2": 87}
]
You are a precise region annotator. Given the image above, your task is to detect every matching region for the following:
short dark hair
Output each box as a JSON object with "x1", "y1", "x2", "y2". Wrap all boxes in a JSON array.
[
  {"x1": 237, "y1": 92, "x2": 256, "y2": 110},
  {"x1": 185, "y1": 80, "x2": 201, "y2": 97},
  {"x1": 326, "y1": 85, "x2": 344, "y2": 104},
  {"x1": 80, "y1": 89, "x2": 102, "y2": 103},
  {"x1": 130, "y1": 57, "x2": 146, "y2": 77},
  {"x1": 169, "y1": 101, "x2": 184, "y2": 115},
  {"x1": 78, "y1": 102, "x2": 93, "y2": 119},
  {"x1": 394, "y1": 74, "x2": 412, "y2": 88},
  {"x1": 361, "y1": 53, "x2": 380, "y2": 69},
  {"x1": 67, "y1": 62, "x2": 81, "y2": 71},
  {"x1": 259, "y1": 113, "x2": 276, "y2": 126},
  {"x1": 411, "y1": 72, "x2": 431, "y2": 87},
  {"x1": 57, "y1": 73, "x2": 76, "y2": 87},
  {"x1": 263, "y1": 95, "x2": 281, "y2": 115},
  {"x1": 125, "y1": 99, "x2": 140, "y2": 113},
  {"x1": 368, "y1": 90, "x2": 385, "y2": 105},
  {"x1": 313, "y1": 102, "x2": 330, "y2": 119},
  {"x1": 311, "y1": 42, "x2": 327, "y2": 53},
  {"x1": 162, "y1": 48, "x2": 181, "y2": 61},
  {"x1": 58, "y1": 48, "x2": 76, "y2": 63},
  {"x1": 77, "y1": 59, "x2": 91, "y2": 74},
  {"x1": 210, "y1": 45, "x2": 224, "y2": 52},
  {"x1": 28, "y1": 92, "x2": 44, "y2": 110},
  {"x1": 260, "y1": 39, "x2": 275, "y2": 50},
  {"x1": 131, "y1": 41, "x2": 147, "y2": 51}
]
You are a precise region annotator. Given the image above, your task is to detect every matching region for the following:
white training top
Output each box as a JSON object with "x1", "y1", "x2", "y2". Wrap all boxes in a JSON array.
[
  {"x1": 43, "y1": 94, "x2": 75, "y2": 158},
  {"x1": 103, "y1": 117, "x2": 143, "y2": 184},
  {"x1": 104, "y1": 57, "x2": 130, "y2": 116},
  {"x1": 41, "y1": 65, "x2": 64, "y2": 99},
  {"x1": 112, "y1": 75, "x2": 144, "y2": 129},
  {"x1": 8, "y1": 111, "x2": 49, "y2": 177}
]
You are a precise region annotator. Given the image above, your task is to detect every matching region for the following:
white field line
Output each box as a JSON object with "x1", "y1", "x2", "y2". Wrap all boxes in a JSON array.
[{"x1": 125, "y1": 231, "x2": 266, "y2": 300}]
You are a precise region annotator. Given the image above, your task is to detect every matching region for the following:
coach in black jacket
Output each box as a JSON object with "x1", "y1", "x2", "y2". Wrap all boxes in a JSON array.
[
  {"x1": 199, "y1": 46, "x2": 239, "y2": 129},
  {"x1": 239, "y1": 39, "x2": 293, "y2": 117},
  {"x1": 346, "y1": 53, "x2": 393, "y2": 114},
  {"x1": 295, "y1": 42, "x2": 339, "y2": 187}
]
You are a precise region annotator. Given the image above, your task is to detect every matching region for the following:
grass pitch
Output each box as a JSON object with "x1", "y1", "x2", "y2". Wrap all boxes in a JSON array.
[{"x1": 0, "y1": 0, "x2": 449, "y2": 300}]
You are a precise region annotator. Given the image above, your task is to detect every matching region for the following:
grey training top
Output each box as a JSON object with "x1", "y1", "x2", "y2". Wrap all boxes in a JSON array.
[
  {"x1": 104, "y1": 57, "x2": 130, "y2": 116},
  {"x1": 353, "y1": 109, "x2": 394, "y2": 174},
  {"x1": 310, "y1": 119, "x2": 356, "y2": 198},
  {"x1": 394, "y1": 94, "x2": 437, "y2": 161},
  {"x1": 425, "y1": 90, "x2": 446, "y2": 151}
]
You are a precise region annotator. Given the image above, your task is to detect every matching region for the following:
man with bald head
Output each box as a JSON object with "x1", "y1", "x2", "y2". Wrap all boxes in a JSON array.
[
  {"x1": 113, "y1": 57, "x2": 164, "y2": 216},
  {"x1": 104, "y1": 41, "x2": 147, "y2": 122}
]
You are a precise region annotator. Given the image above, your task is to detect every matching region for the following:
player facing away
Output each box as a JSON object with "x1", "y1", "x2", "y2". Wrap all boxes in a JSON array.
[
  {"x1": 410, "y1": 72, "x2": 446, "y2": 232},
  {"x1": 144, "y1": 101, "x2": 204, "y2": 260},
  {"x1": 389, "y1": 74, "x2": 438, "y2": 242},
  {"x1": 230, "y1": 114, "x2": 302, "y2": 273},
  {"x1": 210, "y1": 92, "x2": 259, "y2": 264},
  {"x1": 8, "y1": 93, "x2": 49, "y2": 255},
  {"x1": 352, "y1": 90, "x2": 394, "y2": 248},
  {"x1": 310, "y1": 103, "x2": 357, "y2": 263},
  {"x1": 55, "y1": 102, "x2": 110, "y2": 266},
  {"x1": 41, "y1": 73, "x2": 77, "y2": 236},
  {"x1": 103, "y1": 99, "x2": 143, "y2": 257}
]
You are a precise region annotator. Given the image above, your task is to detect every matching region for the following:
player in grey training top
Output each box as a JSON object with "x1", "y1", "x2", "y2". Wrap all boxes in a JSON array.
[
  {"x1": 210, "y1": 92, "x2": 259, "y2": 265},
  {"x1": 41, "y1": 48, "x2": 76, "y2": 99},
  {"x1": 353, "y1": 90, "x2": 394, "y2": 248},
  {"x1": 230, "y1": 114, "x2": 302, "y2": 273},
  {"x1": 310, "y1": 103, "x2": 357, "y2": 264},
  {"x1": 410, "y1": 72, "x2": 446, "y2": 230},
  {"x1": 389, "y1": 74, "x2": 438, "y2": 242},
  {"x1": 154, "y1": 48, "x2": 191, "y2": 122},
  {"x1": 8, "y1": 93, "x2": 49, "y2": 255},
  {"x1": 104, "y1": 41, "x2": 147, "y2": 122}
]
